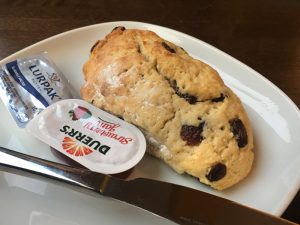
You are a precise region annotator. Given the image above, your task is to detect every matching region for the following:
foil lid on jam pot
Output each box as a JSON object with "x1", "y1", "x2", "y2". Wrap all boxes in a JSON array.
[
  {"x1": 26, "y1": 99, "x2": 146, "y2": 174},
  {"x1": 0, "y1": 52, "x2": 73, "y2": 128}
]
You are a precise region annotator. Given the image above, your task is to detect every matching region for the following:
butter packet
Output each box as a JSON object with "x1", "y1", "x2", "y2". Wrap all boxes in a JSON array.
[
  {"x1": 26, "y1": 99, "x2": 146, "y2": 174},
  {"x1": 0, "y1": 52, "x2": 73, "y2": 127}
]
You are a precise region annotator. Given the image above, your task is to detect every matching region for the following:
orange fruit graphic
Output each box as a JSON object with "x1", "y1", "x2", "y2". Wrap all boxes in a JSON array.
[{"x1": 62, "y1": 137, "x2": 93, "y2": 156}]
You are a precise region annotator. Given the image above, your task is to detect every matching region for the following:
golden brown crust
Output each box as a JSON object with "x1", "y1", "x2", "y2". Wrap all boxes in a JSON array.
[{"x1": 81, "y1": 27, "x2": 254, "y2": 190}]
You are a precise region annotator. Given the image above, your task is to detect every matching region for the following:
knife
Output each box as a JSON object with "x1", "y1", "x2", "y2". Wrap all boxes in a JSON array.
[{"x1": 0, "y1": 146, "x2": 297, "y2": 225}]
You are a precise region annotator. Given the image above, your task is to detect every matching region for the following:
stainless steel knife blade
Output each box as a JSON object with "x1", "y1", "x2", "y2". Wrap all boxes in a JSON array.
[{"x1": 0, "y1": 146, "x2": 297, "y2": 225}]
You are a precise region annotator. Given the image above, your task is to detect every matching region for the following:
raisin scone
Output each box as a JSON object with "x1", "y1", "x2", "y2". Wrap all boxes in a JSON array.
[{"x1": 81, "y1": 27, "x2": 254, "y2": 190}]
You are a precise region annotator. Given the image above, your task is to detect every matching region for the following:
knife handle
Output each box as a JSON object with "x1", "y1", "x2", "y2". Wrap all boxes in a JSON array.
[{"x1": 0, "y1": 146, "x2": 107, "y2": 192}]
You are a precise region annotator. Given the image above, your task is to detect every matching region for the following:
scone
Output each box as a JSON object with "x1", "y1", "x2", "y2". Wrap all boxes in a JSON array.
[{"x1": 81, "y1": 26, "x2": 254, "y2": 190}]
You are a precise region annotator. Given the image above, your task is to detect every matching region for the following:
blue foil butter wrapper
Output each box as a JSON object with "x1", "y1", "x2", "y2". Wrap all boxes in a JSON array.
[{"x1": 0, "y1": 52, "x2": 73, "y2": 128}]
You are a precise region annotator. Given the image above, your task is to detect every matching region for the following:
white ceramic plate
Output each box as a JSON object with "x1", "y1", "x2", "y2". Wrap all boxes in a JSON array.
[{"x1": 0, "y1": 21, "x2": 299, "y2": 225}]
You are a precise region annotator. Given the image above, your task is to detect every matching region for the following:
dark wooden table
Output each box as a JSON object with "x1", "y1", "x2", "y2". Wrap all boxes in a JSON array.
[{"x1": 0, "y1": 0, "x2": 299, "y2": 223}]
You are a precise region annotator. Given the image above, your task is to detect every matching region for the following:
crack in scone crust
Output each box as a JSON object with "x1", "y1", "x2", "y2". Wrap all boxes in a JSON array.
[{"x1": 81, "y1": 27, "x2": 254, "y2": 190}]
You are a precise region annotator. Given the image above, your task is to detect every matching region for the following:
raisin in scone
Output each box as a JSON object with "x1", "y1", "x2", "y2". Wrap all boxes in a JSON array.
[{"x1": 81, "y1": 27, "x2": 254, "y2": 190}]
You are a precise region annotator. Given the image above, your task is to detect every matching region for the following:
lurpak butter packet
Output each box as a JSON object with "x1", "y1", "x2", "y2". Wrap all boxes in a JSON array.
[
  {"x1": 0, "y1": 52, "x2": 73, "y2": 127},
  {"x1": 26, "y1": 99, "x2": 146, "y2": 174}
]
